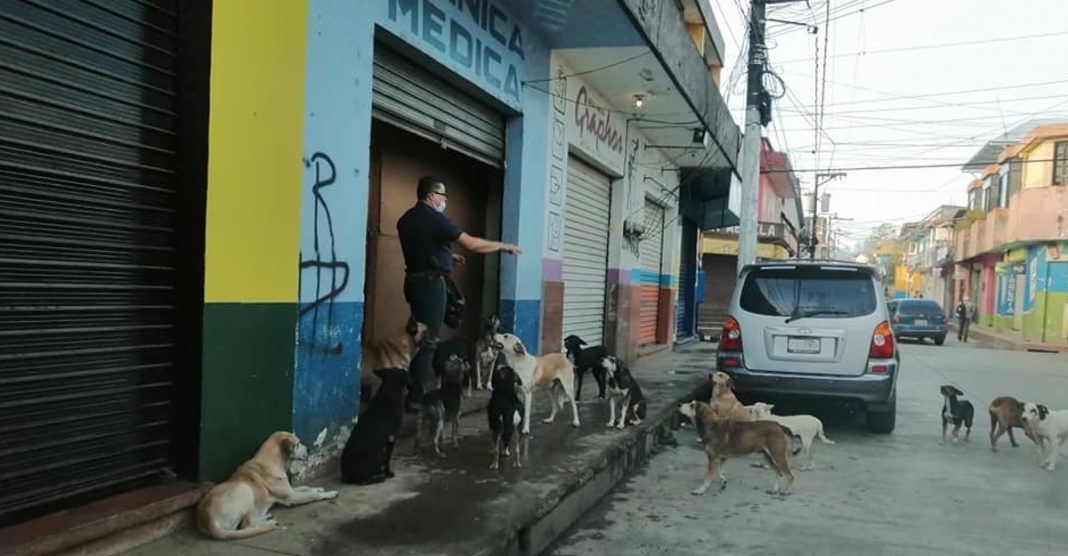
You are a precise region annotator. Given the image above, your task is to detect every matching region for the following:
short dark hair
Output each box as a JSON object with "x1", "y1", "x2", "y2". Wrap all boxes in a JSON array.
[{"x1": 417, "y1": 176, "x2": 445, "y2": 200}]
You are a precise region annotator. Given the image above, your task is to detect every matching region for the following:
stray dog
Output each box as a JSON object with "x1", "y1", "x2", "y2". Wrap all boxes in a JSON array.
[
  {"x1": 474, "y1": 314, "x2": 504, "y2": 392},
  {"x1": 433, "y1": 336, "x2": 475, "y2": 395},
  {"x1": 748, "y1": 402, "x2": 835, "y2": 470},
  {"x1": 414, "y1": 354, "x2": 467, "y2": 456},
  {"x1": 989, "y1": 396, "x2": 1037, "y2": 452},
  {"x1": 197, "y1": 432, "x2": 337, "y2": 540},
  {"x1": 488, "y1": 365, "x2": 525, "y2": 469},
  {"x1": 341, "y1": 368, "x2": 408, "y2": 484},
  {"x1": 360, "y1": 318, "x2": 428, "y2": 401},
  {"x1": 1021, "y1": 402, "x2": 1068, "y2": 471},
  {"x1": 602, "y1": 355, "x2": 646, "y2": 429},
  {"x1": 940, "y1": 385, "x2": 974, "y2": 444},
  {"x1": 494, "y1": 333, "x2": 580, "y2": 434},
  {"x1": 711, "y1": 372, "x2": 752, "y2": 423},
  {"x1": 678, "y1": 401, "x2": 794, "y2": 496},
  {"x1": 563, "y1": 335, "x2": 609, "y2": 401}
]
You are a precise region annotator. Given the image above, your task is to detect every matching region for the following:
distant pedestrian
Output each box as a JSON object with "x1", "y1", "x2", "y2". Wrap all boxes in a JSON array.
[{"x1": 955, "y1": 297, "x2": 971, "y2": 342}]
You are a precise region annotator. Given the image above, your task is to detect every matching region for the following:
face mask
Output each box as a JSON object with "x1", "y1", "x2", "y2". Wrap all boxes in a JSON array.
[{"x1": 435, "y1": 200, "x2": 447, "y2": 213}]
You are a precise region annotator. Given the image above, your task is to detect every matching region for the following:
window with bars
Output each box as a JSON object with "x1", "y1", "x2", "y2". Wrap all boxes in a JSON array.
[{"x1": 1054, "y1": 141, "x2": 1068, "y2": 186}]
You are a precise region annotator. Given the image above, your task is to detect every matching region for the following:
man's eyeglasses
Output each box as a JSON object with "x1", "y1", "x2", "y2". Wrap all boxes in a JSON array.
[{"x1": 432, "y1": 190, "x2": 448, "y2": 198}]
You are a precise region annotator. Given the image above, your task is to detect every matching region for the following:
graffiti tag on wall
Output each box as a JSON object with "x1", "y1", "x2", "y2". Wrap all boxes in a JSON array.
[{"x1": 299, "y1": 152, "x2": 350, "y2": 353}]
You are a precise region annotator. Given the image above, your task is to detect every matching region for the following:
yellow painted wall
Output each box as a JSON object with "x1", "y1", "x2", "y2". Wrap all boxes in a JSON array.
[
  {"x1": 1022, "y1": 140, "x2": 1061, "y2": 189},
  {"x1": 203, "y1": 0, "x2": 309, "y2": 303},
  {"x1": 702, "y1": 237, "x2": 790, "y2": 260}
]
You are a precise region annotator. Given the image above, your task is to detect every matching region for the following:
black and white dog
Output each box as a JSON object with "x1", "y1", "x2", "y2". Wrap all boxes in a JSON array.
[
  {"x1": 602, "y1": 355, "x2": 646, "y2": 429},
  {"x1": 474, "y1": 314, "x2": 504, "y2": 393},
  {"x1": 563, "y1": 334, "x2": 609, "y2": 401},
  {"x1": 414, "y1": 354, "x2": 467, "y2": 456},
  {"x1": 487, "y1": 365, "x2": 524, "y2": 469},
  {"x1": 940, "y1": 385, "x2": 974, "y2": 444}
]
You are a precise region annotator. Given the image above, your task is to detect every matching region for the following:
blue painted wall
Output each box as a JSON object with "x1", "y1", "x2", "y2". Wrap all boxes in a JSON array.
[{"x1": 294, "y1": 0, "x2": 373, "y2": 445}]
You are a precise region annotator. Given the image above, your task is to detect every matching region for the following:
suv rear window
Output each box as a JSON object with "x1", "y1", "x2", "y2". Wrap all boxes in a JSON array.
[
  {"x1": 897, "y1": 300, "x2": 944, "y2": 315},
  {"x1": 740, "y1": 267, "x2": 877, "y2": 318}
]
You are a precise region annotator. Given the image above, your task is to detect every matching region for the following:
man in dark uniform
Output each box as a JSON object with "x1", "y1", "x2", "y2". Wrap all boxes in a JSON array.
[{"x1": 397, "y1": 175, "x2": 521, "y2": 406}]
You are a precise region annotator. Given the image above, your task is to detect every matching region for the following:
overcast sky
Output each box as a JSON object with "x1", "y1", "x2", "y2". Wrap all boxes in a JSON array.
[{"x1": 710, "y1": 0, "x2": 1068, "y2": 246}]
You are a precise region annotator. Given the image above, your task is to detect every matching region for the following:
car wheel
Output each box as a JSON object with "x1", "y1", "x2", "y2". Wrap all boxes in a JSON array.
[
  {"x1": 867, "y1": 397, "x2": 896, "y2": 434},
  {"x1": 934, "y1": 336, "x2": 946, "y2": 346}
]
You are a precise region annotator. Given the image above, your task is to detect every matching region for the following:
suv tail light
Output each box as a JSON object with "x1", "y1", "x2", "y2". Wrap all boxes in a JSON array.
[
  {"x1": 869, "y1": 321, "x2": 895, "y2": 359},
  {"x1": 720, "y1": 316, "x2": 743, "y2": 352}
]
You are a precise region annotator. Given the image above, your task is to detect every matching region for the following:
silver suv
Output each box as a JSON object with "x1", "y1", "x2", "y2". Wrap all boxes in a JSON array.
[{"x1": 716, "y1": 260, "x2": 899, "y2": 433}]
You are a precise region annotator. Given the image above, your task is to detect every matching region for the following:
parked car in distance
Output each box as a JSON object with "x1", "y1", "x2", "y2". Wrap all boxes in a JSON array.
[
  {"x1": 717, "y1": 260, "x2": 899, "y2": 434},
  {"x1": 890, "y1": 299, "x2": 948, "y2": 345}
]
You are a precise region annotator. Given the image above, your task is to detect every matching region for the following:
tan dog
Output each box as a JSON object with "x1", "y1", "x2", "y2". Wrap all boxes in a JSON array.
[
  {"x1": 196, "y1": 432, "x2": 338, "y2": 540},
  {"x1": 493, "y1": 333, "x2": 580, "y2": 434},
  {"x1": 360, "y1": 318, "x2": 428, "y2": 399},
  {"x1": 710, "y1": 371, "x2": 752, "y2": 423},
  {"x1": 678, "y1": 401, "x2": 794, "y2": 496},
  {"x1": 989, "y1": 396, "x2": 1037, "y2": 452}
]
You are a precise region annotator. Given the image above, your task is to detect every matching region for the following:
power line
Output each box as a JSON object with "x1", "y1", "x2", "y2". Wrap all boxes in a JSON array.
[
  {"x1": 521, "y1": 51, "x2": 650, "y2": 84},
  {"x1": 775, "y1": 78, "x2": 1068, "y2": 107},
  {"x1": 763, "y1": 157, "x2": 1061, "y2": 173},
  {"x1": 777, "y1": 92, "x2": 1068, "y2": 116},
  {"x1": 772, "y1": 30, "x2": 1068, "y2": 64}
]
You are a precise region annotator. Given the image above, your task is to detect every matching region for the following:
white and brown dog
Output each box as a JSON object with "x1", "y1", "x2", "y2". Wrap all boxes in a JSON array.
[
  {"x1": 748, "y1": 402, "x2": 835, "y2": 470},
  {"x1": 1021, "y1": 402, "x2": 1068, "y2": 471},
  {"x1": 196, "y1": 432, "x2": 337, "y2": 540},
  {"x1": 493, "y1": 333, "x2": 580, "y2": 434}
]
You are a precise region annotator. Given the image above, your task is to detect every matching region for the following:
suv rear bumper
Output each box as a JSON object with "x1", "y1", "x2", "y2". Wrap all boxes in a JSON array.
[{"x1": 717, "y1": 354, "x2": 897, "y2": 407}]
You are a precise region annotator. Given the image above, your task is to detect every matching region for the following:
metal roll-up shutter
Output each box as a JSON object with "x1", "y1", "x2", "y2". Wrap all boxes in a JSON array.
[
  {"x1": 562, "y1": 156, "x2": 610, "y2": 345},
  {"x1": 372, "y1": 46, "x2": 505, "y2": 167},
  {"x1": 638, "y1": 200, "x2": 665, "y2": 345},
  {"x1": 0, "y1": 0, "x2": 181, "y2": 522}
]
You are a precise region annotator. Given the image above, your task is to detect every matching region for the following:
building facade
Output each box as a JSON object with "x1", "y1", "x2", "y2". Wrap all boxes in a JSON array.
[
  {"x1": 0, "y1": 0, "x2": 739, "y2": 529},
  {"x1": 954, "y1": 123, "x2": 1068, "y2": 344}
]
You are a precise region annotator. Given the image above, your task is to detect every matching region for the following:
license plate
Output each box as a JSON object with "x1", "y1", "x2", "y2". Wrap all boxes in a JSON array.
[
  {"x1": 915, "y1": 319, "x2": 928, "y2": 326},
  {"x1": 787, "y1": 337, "x2": 821, "y2": 354}
]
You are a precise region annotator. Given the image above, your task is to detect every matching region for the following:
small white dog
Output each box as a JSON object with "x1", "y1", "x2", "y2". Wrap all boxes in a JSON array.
[
  {"x1": 748, "y1": 402, "x2": 835, "y2": 470},
  {"x1": 1021, "y1": 402, "x2": 1068, "y2": 471}
]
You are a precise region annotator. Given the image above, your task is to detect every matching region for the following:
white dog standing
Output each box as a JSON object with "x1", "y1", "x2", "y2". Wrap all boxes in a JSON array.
[
  {"x1": 494, "y1": 333, "x2": 580, "y2": 434},
  {"x1": 1021, "y1": 402, "x2": 1068, "y2": 471},
  {"x1": 748, "y1": 402, "x2": 835, "y2": 470}
]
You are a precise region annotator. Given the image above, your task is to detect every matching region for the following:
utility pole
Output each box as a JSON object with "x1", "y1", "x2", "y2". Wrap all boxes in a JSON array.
[
  {"x1": 737, "y1": 0, "x2": 807, "y2": 274},
  {"x1": 809, "y1": 172, "x2": 845, "y2": 259}
]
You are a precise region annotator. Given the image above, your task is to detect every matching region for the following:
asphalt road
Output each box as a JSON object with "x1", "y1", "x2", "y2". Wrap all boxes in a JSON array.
[{"x1": 550, "y1": 336, "x2": 1068, "y2": 556}]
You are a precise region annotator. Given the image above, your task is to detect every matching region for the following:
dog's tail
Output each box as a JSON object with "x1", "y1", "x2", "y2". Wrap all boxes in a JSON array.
[
  {"x1": 816, "y1": 422, "x2": 836, "y2": 445},
  {"x1": 198, "y1": 512, "x2": 279, "y2": 540},
  {"x1": 988, "y1": 403, "x2": 999, "y2": 434}
]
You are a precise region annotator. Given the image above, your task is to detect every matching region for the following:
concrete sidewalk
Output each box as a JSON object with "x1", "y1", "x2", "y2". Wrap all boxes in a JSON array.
[
  {"x1": 952, "y1": 323, "x2": 1068, "y2": 354},
  {"x1": 123, "y1": 344, "x2": 716, "y2": 556}
]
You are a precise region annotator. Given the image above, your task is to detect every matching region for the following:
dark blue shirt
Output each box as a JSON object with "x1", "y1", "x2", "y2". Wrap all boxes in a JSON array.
[{"x1": 397, "y1": 202, "x2": 463, "y2": 273}]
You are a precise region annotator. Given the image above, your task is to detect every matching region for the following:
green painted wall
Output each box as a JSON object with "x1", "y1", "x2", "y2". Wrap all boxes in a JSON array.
[
  {"x1": 199, "y1": 303, "x2": 297, "y2": 481},
  {"x1": 1039, "y1": 291, "x2": 1068, "y2": 345}
]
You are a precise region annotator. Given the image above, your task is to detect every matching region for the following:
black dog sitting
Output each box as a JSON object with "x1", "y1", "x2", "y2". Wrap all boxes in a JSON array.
[
  {"x1": 563, "y1": 334, "x2": 609, "y2": 401},
  {"x1": 341, "y1": 368, "x2": 408, "y2": 484},
  {"x1": 602, "y1": 355, "x2": 647, "y2": 428},
  {"x1": 487, "y1": 365, "x2": 524, "y2": 470},
  {"x1": 940, "y1": 384, "x2": 974, "y2": 444}
]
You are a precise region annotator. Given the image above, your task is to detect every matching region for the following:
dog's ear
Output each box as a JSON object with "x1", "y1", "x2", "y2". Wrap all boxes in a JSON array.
[
  {"x1": 951, "y1": 386, "x2": 963, "y2": 396},
  {"x1": 512, "y1": 340, "x2": 525, "y2": 355},
  {"x1": 578, "y1": 337, "x2": 587, "y2": 346},
  {"x1": 277, "y1": 432, "x2": 299, "y2": 455},
  {"x1": 1038, "y1": 404, "x2": 1049, "y2": 419},
  {"x1": 725, "y1": 374, "x2": 735, "y2": 391}
]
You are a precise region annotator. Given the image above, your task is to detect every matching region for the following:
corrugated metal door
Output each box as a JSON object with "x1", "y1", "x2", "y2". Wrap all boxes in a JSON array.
[
  {"x1": 639, "y1": 200, "x2": 665, "y2": 345},
  {"x1": 0, "y1": 0, "x2": 181, "y2": 522},
  {"x1": 562, "y1": 156, "x2": 610, "y2": 345},
  {"x1": 372, "y1": 46, "x2": 505, "y2": 167}
]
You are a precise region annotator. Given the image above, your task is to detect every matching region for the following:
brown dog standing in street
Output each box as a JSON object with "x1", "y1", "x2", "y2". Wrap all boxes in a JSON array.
[
  {"x1": 196, "y1": 432, "x2": 337, "y2": 540},
  {"x1": 989, "y1": 396, "x2": 1037, "y2": 452},
  {"x1": 678, "y1": 400, "x2": 794, "y2": 496}
]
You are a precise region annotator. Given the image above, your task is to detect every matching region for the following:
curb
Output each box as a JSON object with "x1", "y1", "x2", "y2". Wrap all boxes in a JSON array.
[{"x1": 475, "y1": 380, "x2": 702, "y2": 556}]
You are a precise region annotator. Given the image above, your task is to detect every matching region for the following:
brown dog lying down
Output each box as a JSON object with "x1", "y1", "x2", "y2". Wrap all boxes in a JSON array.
[
  {"x1": 197, "y1": 432, "x2": 338, "y2": 540},
  {"x1": 678, "y1": 401, "x2": 795, "y2": 497},
  {"x1": 989, "y1": 396, "x2": 1037, "y2": 452}
]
